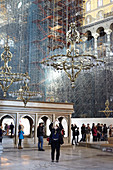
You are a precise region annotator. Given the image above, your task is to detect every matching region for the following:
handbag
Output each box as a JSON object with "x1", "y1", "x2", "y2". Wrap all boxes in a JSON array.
[{"x1": 47, "y1": 137, "x2": 49, "y2": 142}]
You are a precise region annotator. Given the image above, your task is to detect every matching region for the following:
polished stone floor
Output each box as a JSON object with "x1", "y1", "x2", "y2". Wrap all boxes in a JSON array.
[{"x1": 0, "y1": 146, "x2": 113, "y2": 170}]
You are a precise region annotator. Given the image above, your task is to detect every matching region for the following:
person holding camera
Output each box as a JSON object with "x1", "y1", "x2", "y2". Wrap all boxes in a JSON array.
[
  {"x1": 37, "y1": 122, "x2": 45, "y2": 151},
  {"x1": 49, "y1": 120, "x2": 64, "y2": 162}
]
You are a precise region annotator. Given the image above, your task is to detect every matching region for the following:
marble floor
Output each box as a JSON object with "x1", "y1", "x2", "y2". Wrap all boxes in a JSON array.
[{"x1": 0, "y1": 146, "x2": 113, "y2": 170}]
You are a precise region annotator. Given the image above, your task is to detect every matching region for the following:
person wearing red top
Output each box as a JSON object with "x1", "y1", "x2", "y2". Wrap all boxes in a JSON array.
[{"x1": 93, "y1": 125, "x2": 97, "y2": 141}]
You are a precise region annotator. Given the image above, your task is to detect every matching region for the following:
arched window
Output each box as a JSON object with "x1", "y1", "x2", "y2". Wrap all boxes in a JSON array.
[
  {"x1": 97, "y1": 10, "x2": 104, "y2": 19},
  {"x1": 86, "y1": 0, "x2": 91, "y2": 12},
  {"x1": 97, "y1": 0, "x2": 103, "y2": 7},
  {"x1": 85, "y1": 15, "x2": 92, "y2": 24}
]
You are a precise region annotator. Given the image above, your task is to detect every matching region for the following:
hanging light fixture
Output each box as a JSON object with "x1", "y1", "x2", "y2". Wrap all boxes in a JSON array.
[
  {"x1": 9, "y1": 81, "x2": 42, "y2": 106},
  {"x1": 0, "y1": 44, "x2": 30, "y2": 97},
  {"x1": 99, "y1": 100, "x2": 113, "y2": 117},
  {"x1": 41, "y1": 23, "x2": 105, "y2": 87}
]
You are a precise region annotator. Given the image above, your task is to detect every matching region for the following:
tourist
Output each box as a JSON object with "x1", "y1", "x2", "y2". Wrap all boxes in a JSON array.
[
  {"x1": 86, "y1": 124, "x2": 91, "y2": 143},
  {"x1": 37, "y1": 122, "x2": 45, "y2": 151},
  {"x1": 71, "y1": 124, "x2": 77, "y2": 145},
  {"x1": 103, "y1": 124, "x2": 108, "y2": 141},
  {"x1": 93, "y1": 125, "x2": 97, "y2": 141},
  {"x1": 49, "y1": 120, "x2": 64, "y2": 162},
  {"x1": 18, "y1": 126, "x2": 24, "y2": 149},
  {"x1": 97, "y1": 123, "x2": 102, "y2": 141},
  {"x1": 109, "y1": 124, "x2": 113, "y2": 137},
  {"x1": 10, "y1": 122, "x2": 14, "y2": 138},
  {"x1": 81, "y1": 124, "x2": 86, "y2": 142},
  {"x1": 92, "y1": 123, "x2": 95, "y2": 141},
  {"x1": 75, "y1": 127, "x2": 79, "y2": 145}
]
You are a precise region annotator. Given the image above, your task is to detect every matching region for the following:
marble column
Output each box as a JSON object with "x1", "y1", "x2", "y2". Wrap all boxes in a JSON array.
[
  {"x1": 52, "y1": 114, "x2": 55, "y2": 122},
  {"x1": 104, "y1": 29, "x2": 112, "y2": 57},
  {"x1": 105, "y1": 29, "x2": 112, "y2": 44},
  {"x1": 92, "y1": 33, "x2": 99, "y2": 57},
  {"x1": 68, "y1": 114, "x2": 71, "y2": 144},
  {"x1": 15, "y1": 112, "x2": 19, "y2": 147},
  {"x1": 34, "y1": 113, "x2": 38, "y2": 145},
  {"x1": 82, "y1": 36, "x2": 87, "y2": 52}
]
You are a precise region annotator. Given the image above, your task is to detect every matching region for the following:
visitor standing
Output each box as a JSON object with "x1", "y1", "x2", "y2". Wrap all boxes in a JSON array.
[
  {"x1": 10, "y1": 122, "x2": 14, "y2": 138},
  {"x1": 75, "y1": 127, "x2": 79, "y2": 145},
  {"x1": 37, "y1": 122, "x2": 45, "y2": 151},
  {"x1": 103, "y1": 124, "x2": 108, "y2": 141},
  {"x1": 86, "y1": 124, "x2": 91, "y2": 143},
  {"x1": 81, "y1": 124, "x2": 86, "y2": 142},
  {"x1": 71, "y1": 124, "x2": 77, "y2": 145},
  {"x1": 49, "y1": 121, "x2": 64, "y2": 162},
  {"x1": 93, "y1": 125, "x2": 97, "y2": 141},
  {"x1": 18, "y1": 126, "x2": 24, "y2": 149}
]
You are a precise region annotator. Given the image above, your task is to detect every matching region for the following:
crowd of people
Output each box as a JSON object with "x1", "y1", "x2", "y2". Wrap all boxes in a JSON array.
[
  {"x1": 4, "y1": 122, "x2": 14, "y2": 137},
  {"x1": 71, "y1": 123, "x2": 113, "y2": 144},
  {"x1": 1, "y1": 120, "x2": 113, "y2": 162}
]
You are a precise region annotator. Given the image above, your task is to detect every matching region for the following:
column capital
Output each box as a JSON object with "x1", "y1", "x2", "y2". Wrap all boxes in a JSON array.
[
  {"x1": 104, "y1": 29, "x2": 112, "y2": 35},
  {"x1": 92, "y1": 33, "x2": 99, "y2": 39}
]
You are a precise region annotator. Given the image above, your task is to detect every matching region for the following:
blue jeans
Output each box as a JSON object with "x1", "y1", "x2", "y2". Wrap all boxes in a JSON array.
[{"x1": 38, "y1": 136, "x2": 43, "y2": 149}]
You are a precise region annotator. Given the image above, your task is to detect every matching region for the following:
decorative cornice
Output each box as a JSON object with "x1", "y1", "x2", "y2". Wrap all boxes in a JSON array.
[
  {"x1": 83, "y1": 16, "x2": 113, "y2": 30},
  {"x1": 0, "y1": 100, "x2": 74, "y2": 115}
]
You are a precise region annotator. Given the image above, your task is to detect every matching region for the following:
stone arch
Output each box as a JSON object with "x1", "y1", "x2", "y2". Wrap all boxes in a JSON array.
[
  {"x1": 110, "y1": 23, "x2": 113, "y2": 30},
  {"x1": 96, "y1": 27, "x2": 106, "y2": 46},
  {"x1": 38, "y1": 115, "x2": 51, "y2": 137},
  {"x1": 85, "y1": 30, "x2": 94, "y2": 50},
  {"x1": 56, "y1": 116, "x2": 68, "y2": 137},
  {"x1": 85, "y1": 30, "x2": 93, "y2": 40},
  {"x1": 0, "y1": 114, "x2": 15, "y2": 122},
  {"x1": 20, "y1": 115, "x2": 34, "y2": 137},
  {"x1": 0, "y1": 114, "x2": 15, "y2": 132}
]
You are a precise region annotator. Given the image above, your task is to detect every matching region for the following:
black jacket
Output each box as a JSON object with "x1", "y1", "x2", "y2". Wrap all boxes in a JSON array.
[
  {"x1": 37, "y1": 126, "x2": 44, "y2": 137},
  {"x1": 49, "y1": 122, "x2": 64, "y2": 145}
]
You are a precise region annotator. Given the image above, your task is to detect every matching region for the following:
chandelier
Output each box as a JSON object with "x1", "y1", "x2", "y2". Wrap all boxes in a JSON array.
[
  {"x1": 9, "y1": 81, "x2": 42, "y2": 106},
  {"x1": 0, "y1": 44, "x2": 30, "y2": 97},
  {"x1": 41, "y1": 23, "x2": 105, "y2": 87}
]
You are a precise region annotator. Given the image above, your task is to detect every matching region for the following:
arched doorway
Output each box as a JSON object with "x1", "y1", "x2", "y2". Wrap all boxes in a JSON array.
[
  {"x1": 97, "y1": 27, "x2": 106, "y2": 46},
  {"x1": 57, "y1": 116, "x2": 68, "y2": 138},
  {"x1": 20, "y1": 115, "x2": 34, "y2": 137},
  {"x1": 0, "y1": 114, "x2": 15, "y2": 148},
  {"x1": 0, "y1": 114, "x2": 15, "y2": 137},
  {"x1": 96, "y1": 27, "x2": 106, "y2": 58},
  {"x1": 38, "y1": 116, "x2": 51, "y2": 137},
  {"x1": 85, "y1": 30, "x2": 94, "y2": 51}
]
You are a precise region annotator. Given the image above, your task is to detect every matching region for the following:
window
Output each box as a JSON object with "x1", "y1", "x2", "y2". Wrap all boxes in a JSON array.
[
  {"x1": 97, "y1": 0, "x2": 103, "y2": 7},
  {"x1": 97, "y1": 10, "x2": 104, "y2": 19},
  {"x1": 85, "y1": 15, "x2": 92, "y2": 24},
  {"x1": 86, "y1": 0, "x2": 91, "y2": 12},
  {"x1": 111, "y1": 0, "x2": 113, "y2": 2}
]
